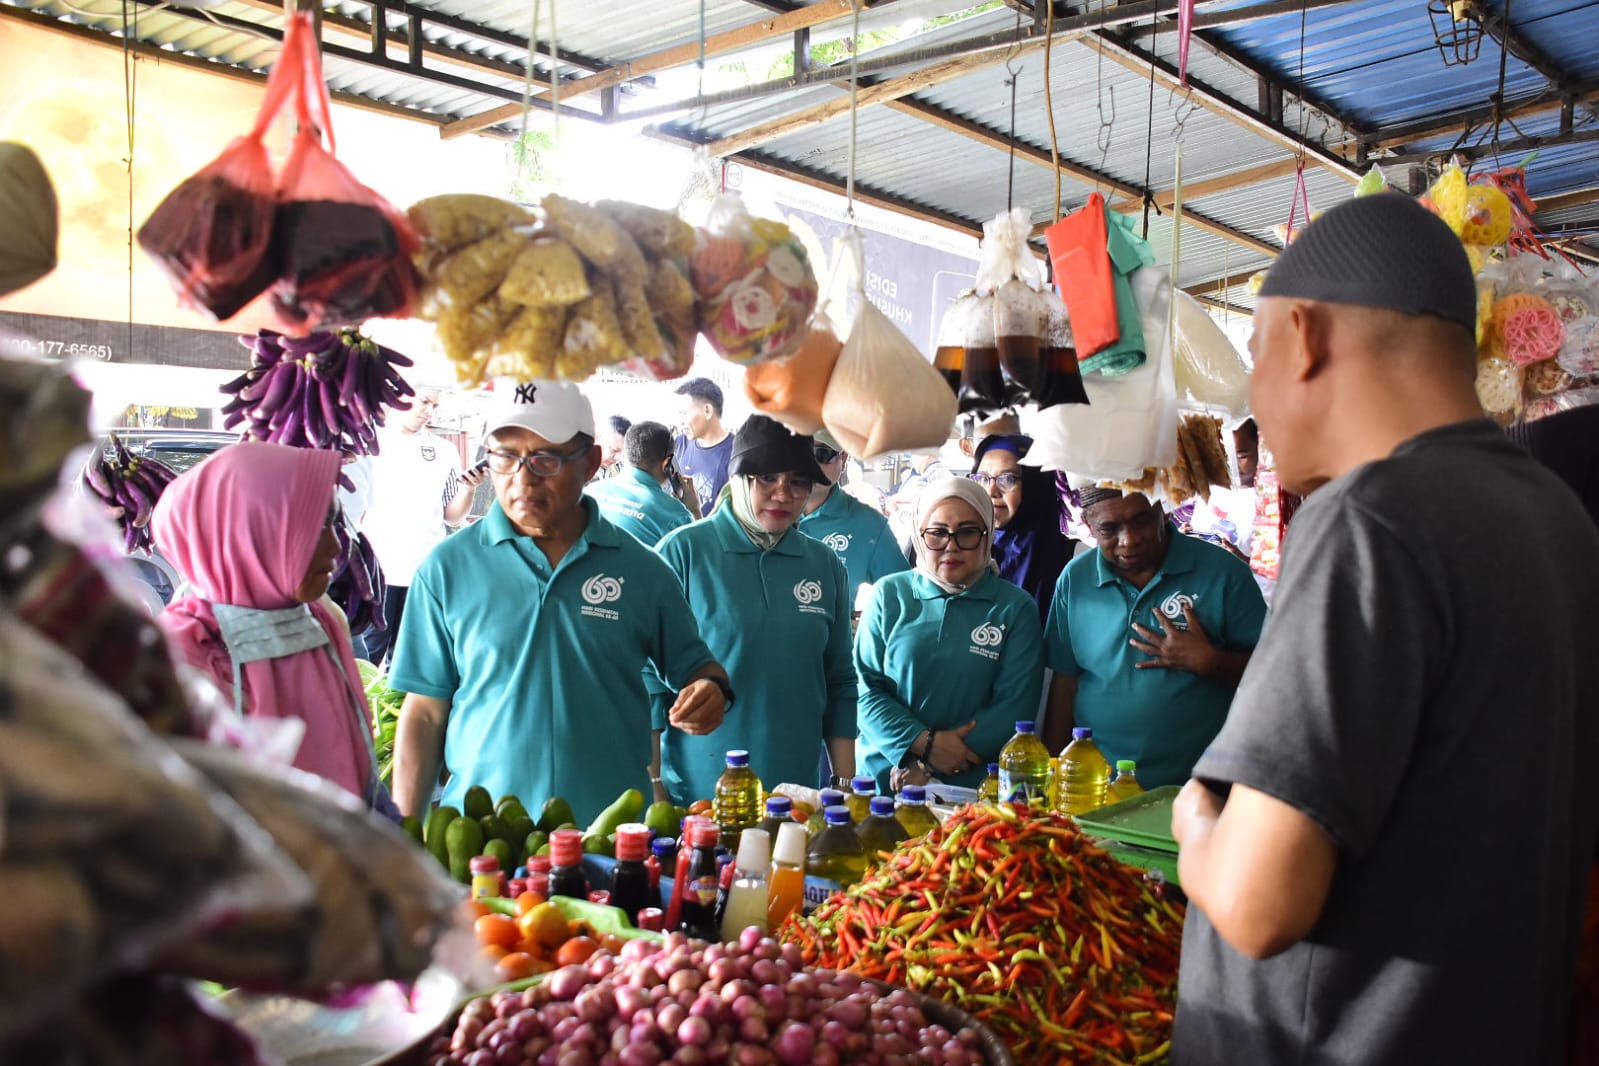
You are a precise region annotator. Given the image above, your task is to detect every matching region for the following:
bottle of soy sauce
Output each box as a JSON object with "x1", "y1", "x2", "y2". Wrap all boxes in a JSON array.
[{"x1": 678, "y1": 821, "x2": 723, "y2": 941}]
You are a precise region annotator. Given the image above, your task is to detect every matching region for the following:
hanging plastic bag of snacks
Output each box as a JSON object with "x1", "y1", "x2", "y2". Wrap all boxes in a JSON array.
[
  {"x1": 1475, "y1": 355, "x2": 1523, "y2": 422},
  {"x1": 689, "y1": 193, "x2": 817, "y2": 365},
  {"x1": 822, "y1": 229, "x2": 956, "y2": 457}
]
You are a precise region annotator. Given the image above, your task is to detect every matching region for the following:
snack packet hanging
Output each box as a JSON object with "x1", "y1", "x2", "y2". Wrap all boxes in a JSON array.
[
  {"x1": 269, "y1": 13, "x2": 418, "y2": 333},
  {"x1": 689, "y1": 193, "x2": 816, "y2": 364},
  {"x1": 821, "y1": 229, "x2": 956, "y2": 457},
  {"x1": 136, "y1": 17, "x2": 307, "y2": 321}
]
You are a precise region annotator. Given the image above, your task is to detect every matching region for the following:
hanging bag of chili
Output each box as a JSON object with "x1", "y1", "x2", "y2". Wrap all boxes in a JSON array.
[
  {"x1": 135, "y1": 16, "x2": 307, "y2": 321},
  {"x1": 268, "y1": 11, "x2": 419, "y2": 333}
]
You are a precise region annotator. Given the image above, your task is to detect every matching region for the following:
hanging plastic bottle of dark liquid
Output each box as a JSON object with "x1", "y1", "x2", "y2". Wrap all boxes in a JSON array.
[
  {"x1": 960, "y1": 290, "x2": 1009, "y2": 416},
  {"x1": 678, "y1": 821, "x2": 723, "y2": 941},
  {"x1": 932, "y1": 291, "x2": 973, "y2": 398}
]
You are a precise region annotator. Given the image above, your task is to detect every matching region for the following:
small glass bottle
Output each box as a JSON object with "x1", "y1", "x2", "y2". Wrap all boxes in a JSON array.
[
  {"x1": 978, "y1": 763, "x2": 1002, "y2": 804},
  {"x1": 845, "y1": 775, "x2": 877, "y2": 823},
  {"x1": 857, "y1": 795, "x2": 911, "y2": 858},
  {"x1": 524, "y1": 855, "x2": 551, "y2": 901},
  {"x1": 469, "y1": 854, "x2": 502, "y2": 900},
  {"x1": 678, "y1": 822, "x2": 723, "y2": 941},
  {"x1": 766, "y1": 821, "x2": 808, "y2": 931},
  {"x1": 806, "y1": 806, "x2": 867, "y2": 888},
  {"x1": 547, "y1": 829, "x2": 588, "y2": 900},
  {"x1": 758, "y1": 795, "x2": 795, "y2": 841},
  {"x1": 720, "y1": 828, "x2": 772, "y2": 941},
  {"x1": 895, "y1": 784, "x2": 940, "y2": 838},
  {"x1": 609, "y1": 823, "x2": 652, "y2": 925},
  {"x1": 713, "y1": 750, "x2": 763, "y2": 850}
]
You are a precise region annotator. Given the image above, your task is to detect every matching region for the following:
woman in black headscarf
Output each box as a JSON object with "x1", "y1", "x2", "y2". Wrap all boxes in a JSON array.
[{"x1": 969, "y1": 434, "x2": 1076, "y2": 623}]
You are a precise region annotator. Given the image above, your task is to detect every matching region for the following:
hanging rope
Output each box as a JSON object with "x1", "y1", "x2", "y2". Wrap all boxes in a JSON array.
[
  {"x1": 1095, "y1": 0, "x2": 1115, "y2": 185},
  {"x1": 845, "y1": 0, "x2": 863, "y2": 219},
  {"x1": 1043, "y1": 0, "x2": 1062, "y2": 221},
  {"x1": 1002, "y1": 3, "x2": 1024, "y2": 213},
  {"x1": 548, "y1": 0, "x2": 560, "y2": 137},
  {"x1": 518, "y1": 0, "x2": 541, "y2": 144},
  {"x1": 122, "y1": 0, "x2": 138, "y2": 361},
  {"x1": 1142, "y1": 11, "x2": 1159, "y2": 239}
]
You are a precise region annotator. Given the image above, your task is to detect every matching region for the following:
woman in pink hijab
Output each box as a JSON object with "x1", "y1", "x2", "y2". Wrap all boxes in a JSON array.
[{"x1": 154, "y1": 440, "x2": 386, "y2": 810}]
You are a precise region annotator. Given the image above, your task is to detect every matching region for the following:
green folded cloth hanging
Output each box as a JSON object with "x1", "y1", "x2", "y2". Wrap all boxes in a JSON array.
[{"x1": 1079, "y1": 209, "x2": 1156, "y2": 377}]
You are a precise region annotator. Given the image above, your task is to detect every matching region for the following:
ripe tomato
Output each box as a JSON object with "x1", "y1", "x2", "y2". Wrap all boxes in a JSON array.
[
  {"x1": 462, "y1": 899, "x2": 492, "y2": 921},
  {"x1": 513, "y1": 891, "x2": 541, "y2": 917},
  {"x1": 480, "y1": 943, "x2": 509, "y2": 963},
  {"x1": 474, "y1": 913, "x2": 520, "y2": 950},
  {"x1": 517, "y1": 901, "x2": 570, "y2": 950},
  {"x1": 496, "y1": 951, "x2": 539, "y2": 982},
  {"x1": 555, "y1": 936, "x2": 600, "y2": 967},
  {"x1": 688, "y1": 799, "x2": 714, "y2": 817},
  {"x1": 597, "y1": 933, "x2": 627, "y2": 956}
]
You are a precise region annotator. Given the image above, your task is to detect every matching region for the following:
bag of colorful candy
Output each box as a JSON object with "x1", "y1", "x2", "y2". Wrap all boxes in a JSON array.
[{"x1": 689, "y1": 192, "x2": 817, "y2": 365}]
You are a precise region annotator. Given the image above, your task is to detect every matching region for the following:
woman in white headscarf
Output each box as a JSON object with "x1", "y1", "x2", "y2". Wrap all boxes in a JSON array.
[{"x1": 854, "y1": 475, "x2": 1046, "y2": 791}]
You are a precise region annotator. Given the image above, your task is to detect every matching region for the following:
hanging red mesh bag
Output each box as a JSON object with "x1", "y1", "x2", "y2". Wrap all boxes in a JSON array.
[
  {"x1": 135, "y1": 18, "x2": 306, "y2": 321},
  {"x1": 268, "y1": 14, "x2": 419, "y2": 333}
]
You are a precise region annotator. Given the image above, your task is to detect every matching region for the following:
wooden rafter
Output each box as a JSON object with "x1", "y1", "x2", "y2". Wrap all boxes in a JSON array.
[
  {"x1": 703, "y1": 48, "x2": 1045, "y2": 158},
  {"x1": 442, "y1": 0, "x2": 868, "y2": 138},
  {"x1": 1080, "y1": 32, "x2": 1362, "y2": 182},
  {"x1": 1535, "y1": 186, "x2": 1599, "y2": 214},
  {"x1": 1380, "y1": 126, "x2": 1599, "y2": 167},
  {"x1": 881, "y1": 96, "x2": 1281, "y2": 258},
  {"x1": 1110, "y1": 156, "x2": 1307, "y2": 215}
]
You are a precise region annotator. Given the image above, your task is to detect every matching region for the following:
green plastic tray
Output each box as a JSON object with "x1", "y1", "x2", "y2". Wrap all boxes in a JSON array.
[
  {"x1": 1093, "y1": 839, "x2": 1181, "y2": 887},
  {"x1": 1073, "y1": 785, "x2": 1181, "y2": 853}
]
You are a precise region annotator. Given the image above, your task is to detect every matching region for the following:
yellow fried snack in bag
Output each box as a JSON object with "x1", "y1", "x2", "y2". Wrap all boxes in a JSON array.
[
  {"x1": 499, "y1": 238, "x2": 591, "y2": 308},
  {"x1": 645, "y1": 258, "x2": 695, "y2": 318},
  {"x1": 408, "y1": 194, "x2": 533, "y2": 251},
  {"x1": 438, "y1": 296, "x2": 514, "y2": 387},
  {"x1": 488, "y1": 304, "x2": 564, "y2": 380},
  {"x1": 613, "y1": 273, "x2": 667, "y2": 363},
  {"x1": 436, "y1": 229, "x2": 525, "y2": 308},
  {"x1": 542, "y1": 194, "x2": 647, "y2": 281},
  {"x1": 559, "y1": 285, "x2": 628, "y2": 380},
  {"x1": 597, "y1": 200, "x2": 696, "y2": 258}
]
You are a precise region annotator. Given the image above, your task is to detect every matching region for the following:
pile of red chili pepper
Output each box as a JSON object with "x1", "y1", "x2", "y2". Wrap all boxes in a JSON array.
[{"x1": 778, "y1": 803, "x2": 1183, "y2": 1065}]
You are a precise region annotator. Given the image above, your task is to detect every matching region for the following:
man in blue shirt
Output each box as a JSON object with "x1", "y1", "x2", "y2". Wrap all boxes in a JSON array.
[
  {"x1": 388, "y1": 381, "x2": 733, "y2": 825},
  {"x1": 673, "y1": 378, "x2": 735, "y2": 516},
  {"x1": 1042, "y1": 487, "x2": 1266, "y2": 789},
  {"x1": 799, "y1": 430, "x2": 908, "y2": 607},
  {"x1": 585, "y1": 421, "x2": 695, "y2": 547}
]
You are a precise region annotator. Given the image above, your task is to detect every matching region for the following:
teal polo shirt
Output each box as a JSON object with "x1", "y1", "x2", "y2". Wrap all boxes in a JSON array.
[
  {"x1": 1045, "y1": 532, "x2": 1266, "y2": 788},
  {"x1": 389, "y1": 496, "x2": 717, "y2": 825},
  {"x1": 652, "y1": 506, "x2": 857, "y2": 804},
  {"x1": 855, "y1": 569, "x2": 1045, "y2": 792},
  {"x1": 799, "y1": 486, "x2": 910, "y2": 603},
  {"x1": 585, "y1": 466, "x2": 695, "y2": 547}
]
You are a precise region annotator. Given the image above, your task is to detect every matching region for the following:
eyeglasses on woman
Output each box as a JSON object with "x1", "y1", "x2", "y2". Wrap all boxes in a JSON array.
[{"x1": 920, "y1": 525, "x2": 987, "y2": 551}]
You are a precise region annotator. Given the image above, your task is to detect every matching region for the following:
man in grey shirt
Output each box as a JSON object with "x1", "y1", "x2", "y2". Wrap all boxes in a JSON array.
[{"x1": 1171, "y1": 194, "x2": 1599, "y2": 1064}]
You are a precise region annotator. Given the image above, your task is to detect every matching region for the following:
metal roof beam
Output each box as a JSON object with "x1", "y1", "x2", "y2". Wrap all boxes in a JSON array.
[
  {"x1": 881, "y1": 96, "x2": 1282, "y2": 257},
  {"x1": 1379, "y1": 125, "x2": 1599, "y2": 166},
  {"x1": 1193, "y1": 293, "x2": 1255, "y2": 317},
  {"x1": 1079, "y1": 32, "x2": 1362, "y2": 182},
  {"x1": 1181, "y1": 24, "x2": 1371, "y2": 139},
  {"x1": 1478, "y1": 2, "x2": 1576, "y2": 91},
  {"x1": 1363, "y1": 80, "x2": 1599, "y2": 151},
  {"x1": 1117, "y1": 156, "x2": 1307, "y2": 213},
  {"x1": 441, "y1": 0, "x2": 877, "y2": 138}
]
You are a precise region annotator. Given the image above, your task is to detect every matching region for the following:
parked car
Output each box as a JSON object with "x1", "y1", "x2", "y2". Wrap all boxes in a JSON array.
[{"x1": 93, "y1": 428, "x2": 238, "y2": 613}]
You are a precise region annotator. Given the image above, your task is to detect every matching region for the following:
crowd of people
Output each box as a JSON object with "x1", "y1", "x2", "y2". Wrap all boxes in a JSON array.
[{"x1": 120, "y1": 196, "x2": 1598, "y2": 1065}]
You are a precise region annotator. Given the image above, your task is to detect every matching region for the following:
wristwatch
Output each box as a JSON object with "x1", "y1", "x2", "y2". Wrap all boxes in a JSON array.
[
  {"x1": 829, "y1": 774, "x2": 855, "y2": 790},
  {"x1": 706, "y1": 675, "x2": 736, "y2": 708}
]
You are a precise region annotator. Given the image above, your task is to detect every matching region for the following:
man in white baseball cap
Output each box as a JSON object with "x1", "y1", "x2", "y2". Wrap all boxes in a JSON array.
[{"x1": 389, "y1": 380, "x2": 733, "y2": 826}]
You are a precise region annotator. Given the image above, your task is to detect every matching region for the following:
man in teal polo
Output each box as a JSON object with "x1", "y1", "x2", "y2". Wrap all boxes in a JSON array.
[
  {"x1": 1042, "y1": 487, "x2": 1266, "y2": 788},
  {"x1": 585, "y1": 421, "x2": 696, "y2": 547},
  {"x1": 799, "y1": 430, "x2": 909, "y2": 608},
  {"x1": 388, "y1": 381, "x2": 733, "y2": 825}
]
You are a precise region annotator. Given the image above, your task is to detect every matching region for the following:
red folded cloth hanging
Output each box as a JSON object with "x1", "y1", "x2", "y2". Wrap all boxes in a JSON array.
[{"x1": 1044, "y1": 193, "x2": 1120, "y2": 358}]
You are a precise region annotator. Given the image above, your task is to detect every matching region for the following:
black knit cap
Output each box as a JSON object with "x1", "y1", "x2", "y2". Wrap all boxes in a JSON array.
[
  {"x1": 727, "y1": 414, "x2": 830, "y2": 484},
  {"x1": 1258, "y1": 192, "x2": 1477, "y2": 334}
]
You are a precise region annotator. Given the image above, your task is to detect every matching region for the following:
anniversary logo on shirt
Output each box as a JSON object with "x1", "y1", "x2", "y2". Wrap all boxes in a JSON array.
[
  {"x1": 792, "y1": 579, "x2": 828, "y2": 616},
  {"x1": 580, "y1": 574, "x2": 624, "y2": 621},
  {"x1": 969, "y1": 622, "x2": 1004, "y2": 660}
]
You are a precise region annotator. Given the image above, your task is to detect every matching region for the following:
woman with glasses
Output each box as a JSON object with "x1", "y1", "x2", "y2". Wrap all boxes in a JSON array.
[
  {"x1": 855, "y1": 475, "x2": 1045, "y2": 792},
  {"x1": 153, "y1": 441, "x2": 393, "y2": 812},
  {"x1": 653, "y1": 415, "x2": 860, "y2": 803},
  {"x1": 970, "y1": 434, "x2": 1075, "y2": 624}
]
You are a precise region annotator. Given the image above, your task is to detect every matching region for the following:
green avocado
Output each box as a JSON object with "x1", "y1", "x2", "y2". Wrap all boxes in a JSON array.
[
  {"x1": 483, "y1": 838, "x2": 516, "y2": 877},
  {"x1": 479, "y1": 814, "x2": 513, "y2": 844},
  {"x1": 445, "y1": 816, "x2": 486, "y2": 883},
  {"x1": 400, "y1": 815, "x2": 425, "y2": 846},
  {"x1": 522, "y1": 830, "x2": 548, "y2": 865},
  {"x1": 538, "y1": 796, "x2": 576, "y2": 834},
  {"x1": 497, "y1": 796, "x2": 530, "y2": 824},
  {"x1": 505, "y1": 815, "x2": 537, "y2": 849},
  {"x1": 585, "y1": 788, "x2": 644, "y2": 840},
  {"x1": 581, "y1": 832, "x2": 614, "y2": 857},
  {"x1": 462, "y1": 785, "x2": 494, "y2": 821},
  {"x1": 644, "y1": 801, "x2": 679, "y2": 837},
  {"x1": 424, "y1": 805, "x2": 459, "y2": 867}
]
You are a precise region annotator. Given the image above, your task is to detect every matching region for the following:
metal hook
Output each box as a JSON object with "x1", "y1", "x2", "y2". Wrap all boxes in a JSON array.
[
  {"x1": 1097, "y1": 84, "x2": 1116, "y2": 173},
  {"x1": 1170, "y1": 88, "x2": 1198, "y2": 143}
]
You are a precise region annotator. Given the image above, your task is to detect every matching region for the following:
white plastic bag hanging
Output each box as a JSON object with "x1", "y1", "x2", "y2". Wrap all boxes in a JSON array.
[
  {"x1": 1020, "y1": 266, "x2": 1177, "y2": 481},
  {"x1": 822, "y1": 229, "x2": 957, "y2": 458},
  {"x1": 1170, "y1": 290, "x2": 1251, "y2": 418}
]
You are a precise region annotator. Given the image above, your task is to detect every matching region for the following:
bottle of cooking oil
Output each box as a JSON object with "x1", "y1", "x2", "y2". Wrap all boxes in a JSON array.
[
  {"x1": 806, "y1": 806, "x2": 866, "y2": 888},
  {"x1": 1057, "y1": 728, "x2": 1112, "y2": 815},
  {"x1": 845, "y1": 775, "x2": 877, "y2": 823},
  {"x1": 978, "y1": 763, "x2": 1001, "y2": 805},
  {"x1": 713, "y1": 750, "x2": 762, "y2": 849},
  {"x1": 1105, "y1": 759, "x2": 1144, "y2": 804},
  {"x1": 758, "y1": 794, "x2": 794, "y2": 841},
  {"x1": 807, "y1": 788, "x2": 846, "y2": 836},
  {"x1": 856, "y1": 795, "x2": 910, "y2": 858},
  {"x1": 997, "y1": 721, "x2": 1053, "y2": 806},
  {"x1": 895, "y1": 784, "x2": 940, "y2": 838}
]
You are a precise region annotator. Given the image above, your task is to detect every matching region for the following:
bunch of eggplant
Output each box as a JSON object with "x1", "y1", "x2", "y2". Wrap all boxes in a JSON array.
[
  {"x1": 219, "y1": 329, "x2": 416, "y2": 454},
  {"x1": 81, "y1": 435, "x2": 179, "y2": 554},
  {"x1": 328, "y1": 518, "x2": 385, "y2": 635}
]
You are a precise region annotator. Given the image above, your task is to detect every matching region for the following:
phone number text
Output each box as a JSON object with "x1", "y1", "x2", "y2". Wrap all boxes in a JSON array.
[{"x1": 7, "y1": 339, "x2": 115, "y2": 360}]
